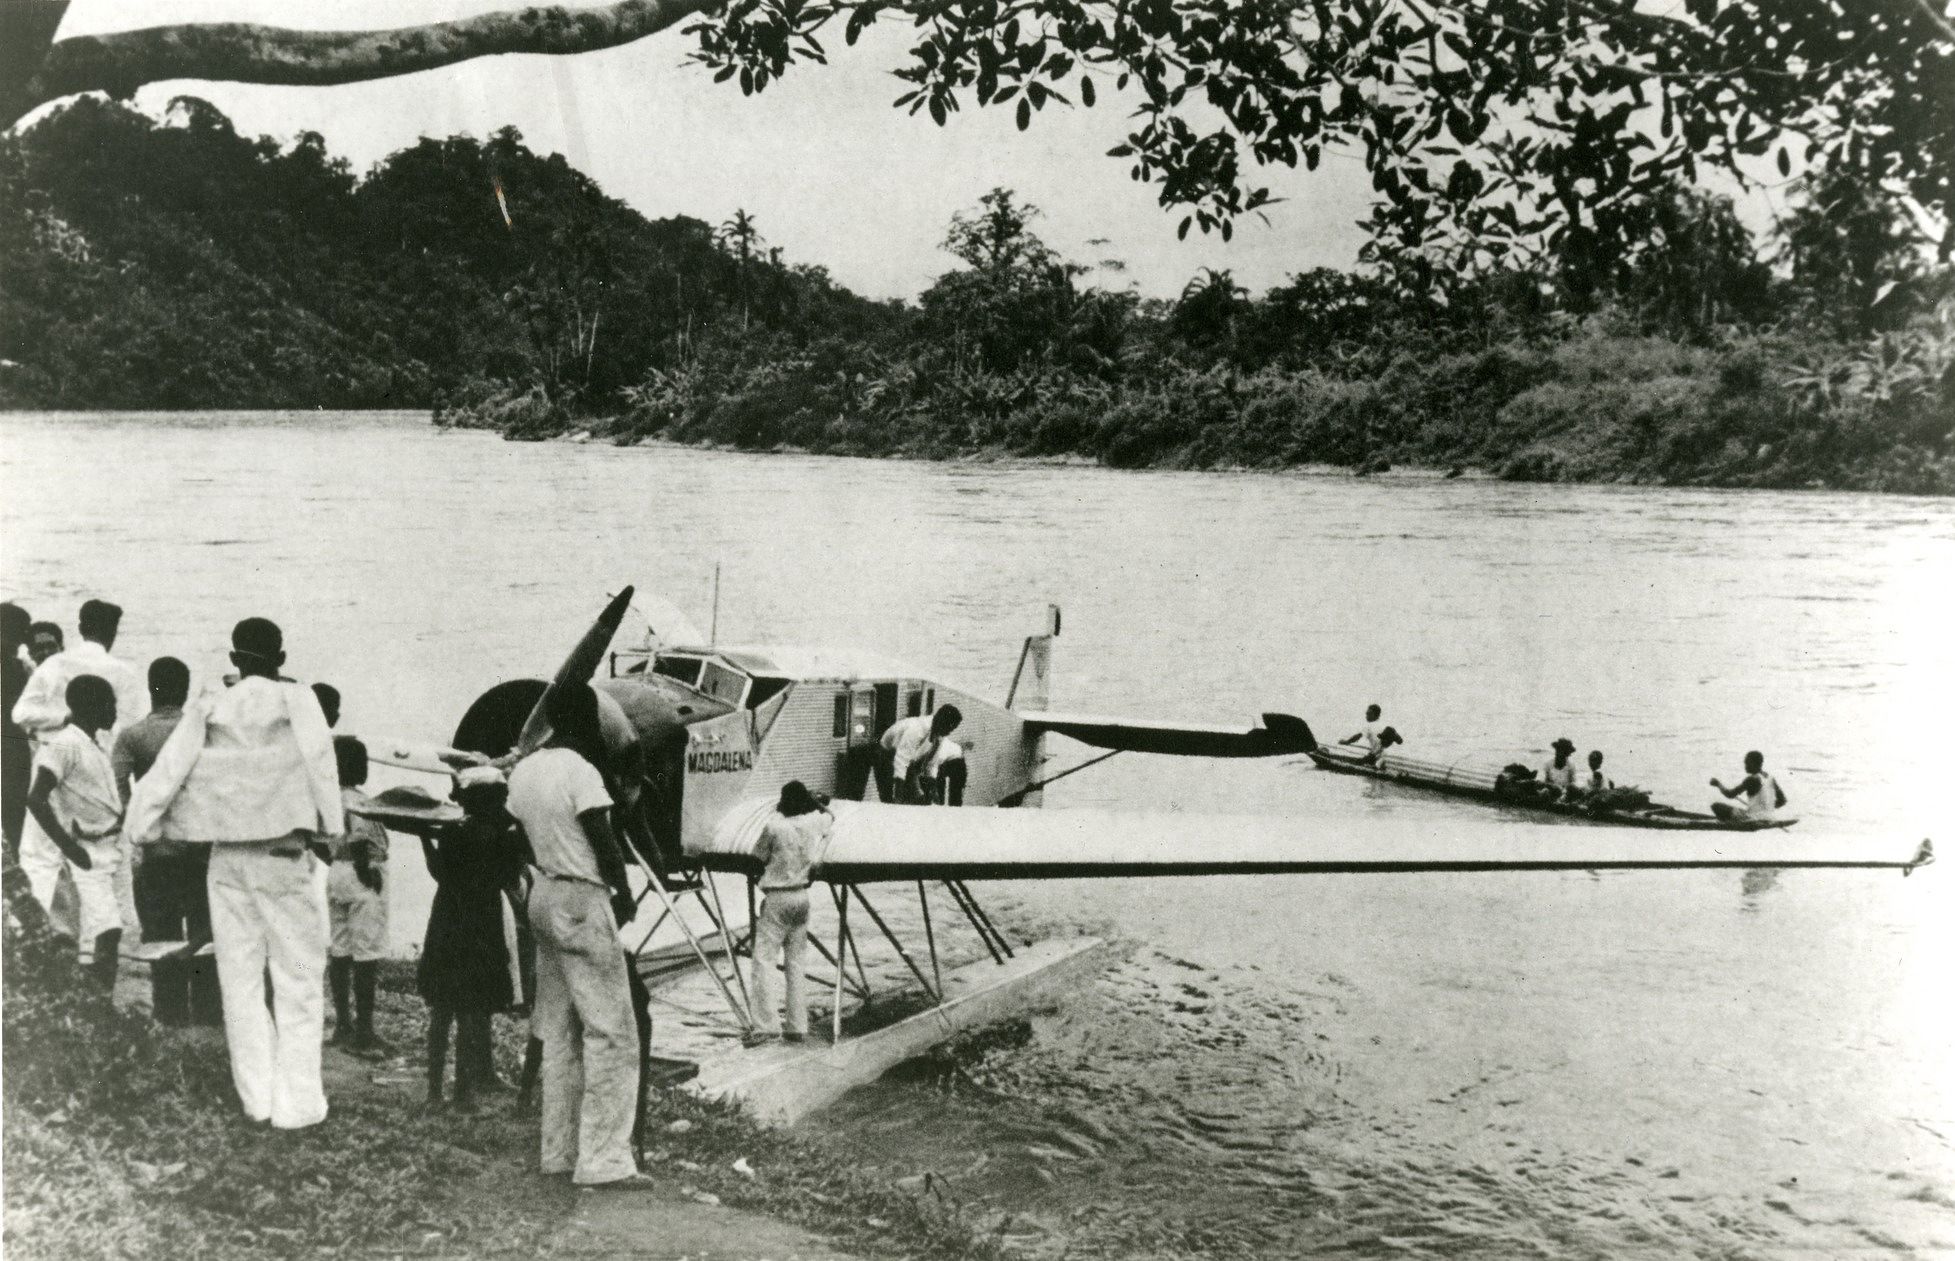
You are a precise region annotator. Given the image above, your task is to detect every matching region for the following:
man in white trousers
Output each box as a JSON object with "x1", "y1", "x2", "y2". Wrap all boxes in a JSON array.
[
  {"x1": 125, "y1": 617, "x2": 342, "y2": 1130},
  {"x1": 505, "y1": 680, "x2": 648, "y2": 1190}
]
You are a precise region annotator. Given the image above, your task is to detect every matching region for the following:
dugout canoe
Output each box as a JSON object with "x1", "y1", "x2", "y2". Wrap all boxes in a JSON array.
[{"x1": 1307, "y1": 743, "x2": 1797, "y2": 832}]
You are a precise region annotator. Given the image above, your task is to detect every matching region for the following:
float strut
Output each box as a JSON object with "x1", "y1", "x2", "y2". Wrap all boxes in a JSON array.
[
  {"x1": 701, "y1": 870, "x2": 756, "y2": 1027},
  {"x1": 941, "y1": 880, "x2": 1002, "y2": 964},
  {"x1": 831, "y1": 886, "x2": 849, "y2": 1044},
  {"x1": 946, "y1": 879, "x2": 1013, "y2": 960},
  {"x1": 629, "y1": 857, "x2": 748, "y2": 1029},
  {"x1": 806, "y1": 934, "x2": 871, "y2": 1002},
  {"x1": 851, "y1": 884, "x2": 940, "y2": 1005},
  {"x1": 917, "y1": 881, "x2": 943, "y2": 1001}
]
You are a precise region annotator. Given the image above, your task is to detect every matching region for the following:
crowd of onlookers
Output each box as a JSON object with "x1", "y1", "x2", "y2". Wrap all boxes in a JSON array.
[{"x1": 0, "y1": 597, "x2": 676, "y2": 1190}]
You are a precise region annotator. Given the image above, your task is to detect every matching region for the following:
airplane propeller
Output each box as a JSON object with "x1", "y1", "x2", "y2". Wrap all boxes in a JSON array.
[{"x1": 513, "y1": 584, "x2": 637, "y2": 756}]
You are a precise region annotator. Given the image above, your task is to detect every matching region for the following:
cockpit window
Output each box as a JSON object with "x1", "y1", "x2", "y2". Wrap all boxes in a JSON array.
[
  {"x1": 697, "y1": 660, "x2": 750, "y2": 707},
  {"x1": 652, "y1": 655, "x2": 704, "y2": 686}
]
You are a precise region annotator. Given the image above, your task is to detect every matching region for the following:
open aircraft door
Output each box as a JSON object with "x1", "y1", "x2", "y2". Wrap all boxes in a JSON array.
[{"x1": 836, "y1": 684, "x2": 881, "y2": 801}]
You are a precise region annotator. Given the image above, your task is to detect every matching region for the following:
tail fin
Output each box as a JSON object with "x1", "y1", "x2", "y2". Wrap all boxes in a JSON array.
[{"x1": 1006, "y1": 605, "x2": 1060, "y2": 711}]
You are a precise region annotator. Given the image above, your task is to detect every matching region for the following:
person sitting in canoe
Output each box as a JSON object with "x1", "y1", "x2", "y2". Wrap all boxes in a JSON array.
[
  {"x1": 1709, "y1": 751, "x2": 1786, "y2": 823},
  {"x1": 1540, "y1": 738, "x2": 1579, "y2": 799},
  {"x1": 1581, "y1": 750, "x2": 1611, "y2": 797},
  {"x1": 1340, "y1": 705, "x2": 1387, "y2": 761}
]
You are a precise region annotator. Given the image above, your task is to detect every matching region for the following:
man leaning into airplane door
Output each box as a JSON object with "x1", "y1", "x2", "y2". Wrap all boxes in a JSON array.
[{"x1": 878, "y1": 704, "x2": 963, "y2": 804}]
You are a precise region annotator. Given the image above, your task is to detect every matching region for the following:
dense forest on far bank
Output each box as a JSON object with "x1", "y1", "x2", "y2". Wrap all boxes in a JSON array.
[{"x1": 3, "y1": 99, "x2": 1950, "y2": 493}]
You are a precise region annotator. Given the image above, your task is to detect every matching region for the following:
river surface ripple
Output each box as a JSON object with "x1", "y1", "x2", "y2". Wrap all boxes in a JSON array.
[{"x1": 3, "y1": 410, "x2": 1951, "y2": 1258}]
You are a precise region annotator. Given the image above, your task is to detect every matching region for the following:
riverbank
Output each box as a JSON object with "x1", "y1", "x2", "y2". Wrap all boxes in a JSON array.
[
  {"x1": 1, "y1": 945, "x2": 1003, "y2": 1261},
  {"x1": 432, "y1": 323, "x2": 1955, "y2": 496}
]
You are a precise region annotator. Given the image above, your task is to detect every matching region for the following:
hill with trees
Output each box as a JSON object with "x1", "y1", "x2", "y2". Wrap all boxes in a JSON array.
[
  {"x1": 1, "y1": 97, "x2": 1950, "y2": 493},
  {"x1": 0, "y1": 95, "x2": 891, "y2": 410}
]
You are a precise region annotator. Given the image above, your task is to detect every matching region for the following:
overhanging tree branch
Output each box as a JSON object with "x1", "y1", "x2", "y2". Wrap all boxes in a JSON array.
[{"x1": 7, "y1": 0, "x2": 719, "y2": 128}]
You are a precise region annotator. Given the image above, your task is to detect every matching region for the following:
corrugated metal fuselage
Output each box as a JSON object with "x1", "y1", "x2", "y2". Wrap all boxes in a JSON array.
[{"x1": 595, "y1": 667, "x2": 1049, "y2": 862}]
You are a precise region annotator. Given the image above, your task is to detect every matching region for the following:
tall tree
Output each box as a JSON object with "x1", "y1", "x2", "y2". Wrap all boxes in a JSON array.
[{"x1": 716, "y1": 207, "x2": 761, "y2": 329}]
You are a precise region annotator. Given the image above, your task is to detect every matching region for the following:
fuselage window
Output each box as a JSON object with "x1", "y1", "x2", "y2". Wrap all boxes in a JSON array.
[{"x1": 747, "y1": 677, "x2": 790, "y2": 709}]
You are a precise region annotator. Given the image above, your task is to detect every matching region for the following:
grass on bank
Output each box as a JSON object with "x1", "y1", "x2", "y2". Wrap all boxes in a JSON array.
[{"x1": 2, "y1": 938, "x2": 1008, "y2": 1261}]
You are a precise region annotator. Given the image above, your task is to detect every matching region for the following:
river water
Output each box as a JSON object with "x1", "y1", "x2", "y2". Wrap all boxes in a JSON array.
[{"x1": 3, "y1": 410, "x2": 1951, "y2": 1257}]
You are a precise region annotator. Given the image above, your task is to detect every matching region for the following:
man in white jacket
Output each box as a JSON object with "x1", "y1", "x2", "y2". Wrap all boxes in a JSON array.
[{"x1": 125, "y1": 617, "x2": 342, "y2": 1130}]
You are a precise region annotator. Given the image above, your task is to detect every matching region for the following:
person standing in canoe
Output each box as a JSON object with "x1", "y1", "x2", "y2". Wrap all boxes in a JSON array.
[
  {"x1": 1710, "y1": 751, "x2": 1786, "y2": 823},
  {"x1": 1540, "y1": 738, "x2": 1579, "y2": 798}
]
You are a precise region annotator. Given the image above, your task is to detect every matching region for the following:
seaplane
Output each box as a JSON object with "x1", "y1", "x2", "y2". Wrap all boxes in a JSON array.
[{"x1": 362, "y1": 586, "x2": 1933, "y2": 1125}]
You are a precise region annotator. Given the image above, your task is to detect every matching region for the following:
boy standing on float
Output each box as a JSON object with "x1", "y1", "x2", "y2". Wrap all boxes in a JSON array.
[{"x1": 125, "y1": 618, "x2": 342, "y2": 1130}]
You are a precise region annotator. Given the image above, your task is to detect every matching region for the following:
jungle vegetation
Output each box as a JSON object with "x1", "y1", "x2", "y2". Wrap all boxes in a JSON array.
[{"x1": 2, "y1": 97, "x2": 1950, "y2": 492}]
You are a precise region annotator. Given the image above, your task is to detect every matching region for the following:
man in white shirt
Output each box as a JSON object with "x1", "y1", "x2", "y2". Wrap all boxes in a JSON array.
[
  {"x1": 11, "y1": 599, "x2": 148, "y2": 741},
  {"x1": 505, "y1": 681, "x2": 648, "y2": 1190},
  {"x1": 877, "y1": 705, "x2": 963, "y2": 804},
  {"x1": 125, "y1": 617, "x2": 342, "y2": 1131},
  {"x1": 1340, "y1": 704, "x2": 1386, "y2": 760},
  {"x1": 1540, "y1": 737, "x2": 1579, "y2": 797},
  {"x1": 22, "y1": 674, "x2": 125, "y2": 991},
  {"x1": 1710, "y1": 750, "x2": 1787, "y2": 822}
]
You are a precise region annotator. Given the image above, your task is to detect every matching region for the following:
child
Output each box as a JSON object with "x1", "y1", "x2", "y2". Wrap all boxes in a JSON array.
[
  {"x1": 22, "y1": 674, "x2": 123, "y2": 992},
  {"x1": 416, "y1": 766, "x2": 524, "y2": 1110},
  {"x1": 1584, "y1": 750, "x2": 1612, "y2": 796},
  {"x1": 327, "y1": 736, "x2": 391, "y2": 1054}
]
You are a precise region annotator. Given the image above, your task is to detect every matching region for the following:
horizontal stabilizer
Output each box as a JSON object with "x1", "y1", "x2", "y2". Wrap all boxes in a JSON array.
[
  {"x1": 1018, "y1": 710, "x2": 1315, "y2": 758},
  {"x1": 693, "y1": 799, "x2": 1930, "y2": 883}
]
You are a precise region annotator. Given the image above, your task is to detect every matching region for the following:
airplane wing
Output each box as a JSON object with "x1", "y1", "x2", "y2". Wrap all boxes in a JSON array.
[
  {"x1": 1016, "y1": 710, "x2": 1315, "y2": 758},
  {"x1": 694, "y1": 799, "x2": 1931, "y2": 881}
]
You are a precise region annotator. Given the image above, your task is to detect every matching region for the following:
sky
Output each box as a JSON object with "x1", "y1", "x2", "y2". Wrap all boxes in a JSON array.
[{"x1": 49, "y1": 0, "x2": 1384, "y2": 302}]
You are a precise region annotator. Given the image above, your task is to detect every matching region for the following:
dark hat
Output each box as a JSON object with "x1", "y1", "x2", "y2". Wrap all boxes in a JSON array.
[{"x1": 1552, "y1": 737, "x2": 1576, "y2": 753}]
